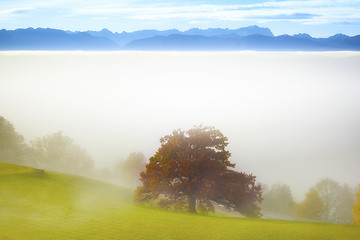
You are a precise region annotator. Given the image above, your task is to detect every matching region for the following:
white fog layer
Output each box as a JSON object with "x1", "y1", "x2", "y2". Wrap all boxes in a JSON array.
[{"x1": 1, "y1": 51, "x2": 359, "y2": 200}]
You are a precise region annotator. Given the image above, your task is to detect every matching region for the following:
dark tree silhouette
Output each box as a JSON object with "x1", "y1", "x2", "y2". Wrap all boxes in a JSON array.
[
  {"x1": 0, "y1": 116, "x2": 27, "y2": 164},
  {"x1": 135, "y1": 126, "x2": 262, "y2": 217}
]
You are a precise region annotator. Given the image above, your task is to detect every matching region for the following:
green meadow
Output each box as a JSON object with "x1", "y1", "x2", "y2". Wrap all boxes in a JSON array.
[{"x1": 0, "y1": 162, "x2": 359, "y2": 240}]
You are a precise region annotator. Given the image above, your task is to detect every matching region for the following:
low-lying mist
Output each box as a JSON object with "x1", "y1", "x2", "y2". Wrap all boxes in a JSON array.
[{"x1": 1, "y1": 51, "x2": 360, "y2": 200}]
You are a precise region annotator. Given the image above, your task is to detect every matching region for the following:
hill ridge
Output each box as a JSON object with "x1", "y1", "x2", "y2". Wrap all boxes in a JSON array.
[{"x1": 1, "y1": 161, "x2": 359, "y2": 239}]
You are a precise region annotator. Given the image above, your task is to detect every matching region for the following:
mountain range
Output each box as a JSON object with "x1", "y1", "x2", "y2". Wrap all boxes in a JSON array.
[
  {"x1": 1, "y1": 26, "x2": 359, "y2": 51},
  {"x1": 0, "y1": 28, "x2": 118, "y2": 50}
]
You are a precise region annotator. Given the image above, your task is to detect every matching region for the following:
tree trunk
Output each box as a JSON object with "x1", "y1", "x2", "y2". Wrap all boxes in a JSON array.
[{"x1": 189, "y1": 195, "x2": 197, "y2": 213}]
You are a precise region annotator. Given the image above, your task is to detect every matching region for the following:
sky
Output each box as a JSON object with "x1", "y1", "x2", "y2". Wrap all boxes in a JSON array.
[
  {"x1": 0, "y1": 0, "x2": 359, "y2": 37},
  {"x1": 1, "y1": 51, "x2": 360, "y2": 200}
]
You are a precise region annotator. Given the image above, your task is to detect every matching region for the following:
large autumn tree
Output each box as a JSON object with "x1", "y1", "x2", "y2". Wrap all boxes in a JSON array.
[{"x1": 135, "y1": 126, "x2": 262, "y2": 217}]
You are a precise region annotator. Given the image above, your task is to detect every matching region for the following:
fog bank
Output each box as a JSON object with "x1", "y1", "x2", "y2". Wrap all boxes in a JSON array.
[{"x1": 1, "y1": 51, "x2": 359, "y2": 200}]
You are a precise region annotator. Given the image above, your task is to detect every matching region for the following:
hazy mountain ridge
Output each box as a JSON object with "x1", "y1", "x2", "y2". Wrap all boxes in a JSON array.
[
  {"x1": 0, "y1": 26, "x2": 274, "y2": 50},
  {"x1": 0, "y1": 28, "x2": 119, "y2": 50},
  {"x1": 125, "y1": 34, "x2": 360, "y2": 51},
  {"x1": 0, "y1": 26, "x2": 359, "y2": 51},
  {"x1": 85, "y1": 25, "x2": 274, "y2": 47}
]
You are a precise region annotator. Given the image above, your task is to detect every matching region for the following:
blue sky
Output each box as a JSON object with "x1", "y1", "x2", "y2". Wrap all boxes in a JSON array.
[{"x1": 0, "y1": 0, "x2": 359, "y2": 36}]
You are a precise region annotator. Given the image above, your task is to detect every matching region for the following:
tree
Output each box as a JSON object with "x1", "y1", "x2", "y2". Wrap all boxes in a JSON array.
[
  {"x1": 334, "y1": 183, "x2": 355, "y2": 224},
  {"x1": 315, "y1": 178, "x2": 354, "y2": 224},
  {"x1": 114, "y1": 152, "x2": 146, "y2": 187},
  {"x1": 353, "y1": 185, "x2": 360, "y2": 225},
  {"x1": 261, "y1": 183, "x2": 295, "y2": 215},
  {"x1": 30, "y1": 131, "x2": 94, "y2": 176},
  {"x1": 135, "y1": 126, "x2": 262, "y2": 217},
  {"x1": 0, "y1": 116, "x2": 28, "y2": 164},
  {"x1": 295, "y1": 188, "x2": 323, "y2": 221}
]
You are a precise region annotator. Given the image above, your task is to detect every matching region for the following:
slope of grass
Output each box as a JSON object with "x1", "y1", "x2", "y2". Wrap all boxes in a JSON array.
[{"x1": 1, "y1": 162, "x2": 359, "y2": 240}]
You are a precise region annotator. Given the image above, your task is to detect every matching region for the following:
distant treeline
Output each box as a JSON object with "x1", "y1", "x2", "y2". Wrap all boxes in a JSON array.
[
  {"x1": 0, "y1": 115, "x2": 145, "y2": 187},
  {"x1": 260, "y1": 181, "x2": 356, "y2": 224}
]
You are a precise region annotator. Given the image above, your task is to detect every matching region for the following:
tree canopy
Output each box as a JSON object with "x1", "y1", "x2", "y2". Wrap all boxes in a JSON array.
[
  {"x1": 354, "y1": 185, "x2": 360, "y2": 225},
  {"x1": 261, "y1": 183, "x2": 295, "y2": 214},
  {"x1": 0, "y1": 116, "x2": 28, "y2": 164},
  {"x1": 294, "y1": 188, "x2": 323, "y2": 220},
  {"x1": 30, "y1": 131, "x2": 94, "y2": 176},
  {"x1": 135, "y1": 126, "x2": 262, "y2": 217},
  {"x1": 114, "y1": 152, "x2": 146, "y2": 187},
  {"x1": 315, "y1": 178, "x2": 354, "y2": 224}
]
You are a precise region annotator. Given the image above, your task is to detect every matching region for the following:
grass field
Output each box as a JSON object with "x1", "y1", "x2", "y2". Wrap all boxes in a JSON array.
[{"x1": 1, "y1": 162, "x2": 359, "y2": 240}]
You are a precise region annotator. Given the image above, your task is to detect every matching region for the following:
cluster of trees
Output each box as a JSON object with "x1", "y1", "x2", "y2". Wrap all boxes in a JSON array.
[
  {"x1": 30, "y1": 132, "x2": 94, "y2": 175},
  {"x1": 134, "y1": 125, "x2": 359, "y2": 222},
  {"x1": 1, "y1": 115, "x2": 145, "y2": 184},
  {"x1": 261, "y1": 179, "x2": 356, "y2": 224},
  {"x1": 1, "y1": 116, "x2": 95, "y2": 176}
]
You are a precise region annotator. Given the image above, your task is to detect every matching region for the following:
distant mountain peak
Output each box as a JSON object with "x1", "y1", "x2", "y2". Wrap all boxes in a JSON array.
[
  {"x1": 329, "y1": 33, "x2": 350, "y2": 39},
  {"x1": 183, "y1": 25, "x2": 273, "y2": 37},
  {"x1": 100, "y1": 28, "x2": 113, "y2": 33},
  {"x1": 247, "y1": 25, "x2": 261, "y2": 29},
  {"x1": 293, "y1": 33, "x2": 313, "y2": 39}
]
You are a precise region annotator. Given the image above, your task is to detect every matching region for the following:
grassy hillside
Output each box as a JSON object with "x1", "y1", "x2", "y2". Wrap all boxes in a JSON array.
[{"x1": 1, "y1": 162, "x2": 359, "y2": 240}]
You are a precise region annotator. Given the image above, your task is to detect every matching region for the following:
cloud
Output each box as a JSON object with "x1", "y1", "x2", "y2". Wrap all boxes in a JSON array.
[
  {"x1": 92, "y1": 17, "x2": 109, "y2": 20},
  {"x1": 71, "y1": 0, "x2": 359, "y2": 25},
  {"x1": 0, "y1": 7, "x2": 35, "y2": 16},
  {"x1": 2, "y1": 0, "x2": 357, "y2": 29},
  {"x1": 188, "y1": 20, "x2": 210, "y2": 24},
  {"x1": 337, "y1": 21, "x2": 359, "y2": 25},
  {"x1": 259, "y1": 13, "x2": 321, "y2": 20}
]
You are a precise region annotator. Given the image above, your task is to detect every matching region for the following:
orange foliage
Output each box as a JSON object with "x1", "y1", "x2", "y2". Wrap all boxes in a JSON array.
[{"x1": 135, "y1": 126, "x2": 262, "y2": 217}]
